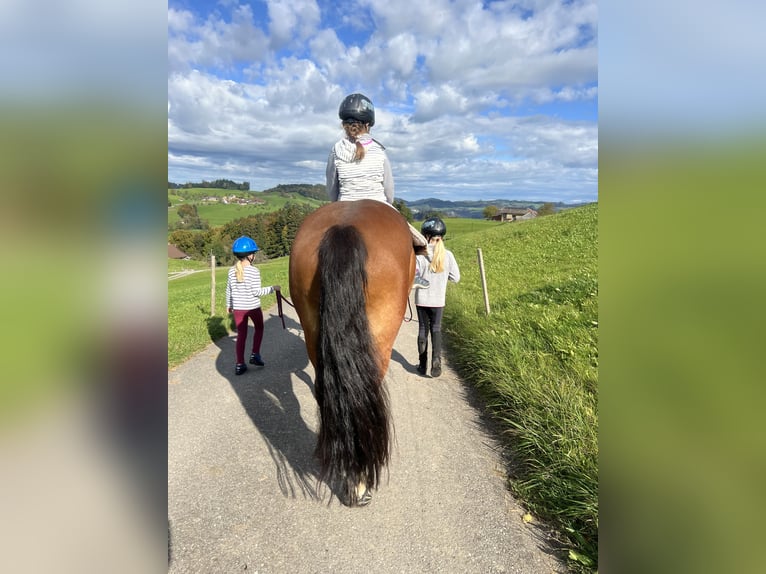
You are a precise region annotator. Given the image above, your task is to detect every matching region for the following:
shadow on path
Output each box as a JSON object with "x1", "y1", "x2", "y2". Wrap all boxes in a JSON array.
[{"x1": 208, "y1": 312, "x2": 322, "y2": 500}]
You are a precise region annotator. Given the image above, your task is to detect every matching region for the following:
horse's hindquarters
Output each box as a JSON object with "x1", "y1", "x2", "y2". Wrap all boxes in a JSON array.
[{"x1": 288, "y1": 200, "x2": 414, "y2": 503}]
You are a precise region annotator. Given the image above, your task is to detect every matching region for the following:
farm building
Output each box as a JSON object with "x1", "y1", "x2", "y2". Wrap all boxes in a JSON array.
[
  {"x1": 491, "y1": 208, "x2": 538, "y2": 222},
  {"x1": 168, "y1": 243, "x2": 191, "y2": 260}
]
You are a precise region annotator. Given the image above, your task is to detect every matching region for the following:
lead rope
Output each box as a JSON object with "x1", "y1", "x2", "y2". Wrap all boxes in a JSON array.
[
  {"x1": 404, "y1": 295, "x2": 414, "y2": 322},
  {"x1": 276, "y1": 290, "x2": 295, "y2": 330}
]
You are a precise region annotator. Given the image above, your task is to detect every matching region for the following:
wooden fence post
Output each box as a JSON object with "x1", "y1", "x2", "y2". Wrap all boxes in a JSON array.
[
  {"x1": 210, "y1": 254, "x2": 216, "y2": 317},
  {"x1": 477, "y1": 248, "x2": 490, "y2": 315}
]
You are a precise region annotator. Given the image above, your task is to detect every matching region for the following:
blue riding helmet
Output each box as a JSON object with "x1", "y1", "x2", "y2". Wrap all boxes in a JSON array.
[{"x1": 232, "y1": 235, "x2": 259, "y2": 256}]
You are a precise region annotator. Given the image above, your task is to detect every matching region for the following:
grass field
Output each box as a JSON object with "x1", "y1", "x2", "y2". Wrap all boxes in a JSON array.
[
  {"x1": 167, "y1": 258, "x2": 210, "y2": 273},
  {"x1": 439, "y1": 216, "x2": 504, "y2": 238},
  {"x1": 168, "y1": 189, "x2": 326, "y2": 227}
]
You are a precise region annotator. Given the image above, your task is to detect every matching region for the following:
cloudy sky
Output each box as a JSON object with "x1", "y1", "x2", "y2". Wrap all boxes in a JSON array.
[{"x1": 168, "y1": 0, "x2": 598, "y2": 203}]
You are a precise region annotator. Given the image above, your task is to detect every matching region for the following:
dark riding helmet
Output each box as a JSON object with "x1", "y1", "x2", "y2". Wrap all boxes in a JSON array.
[
  {"x1": 232, "y1": 235, "x2": 259, "y2": 257},
  {"x1": 339, "y1": 93, "x2": 375, "y2": 127},
  {"x1": 421, "y1": 217, "x2": 447, "y2": 238}
]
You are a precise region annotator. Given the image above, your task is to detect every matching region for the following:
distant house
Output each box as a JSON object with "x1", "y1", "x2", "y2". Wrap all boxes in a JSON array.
[
  {"x1": 168, "y1": 243, "x2": 190, "y2": 260},
  {"x1": 491, "y1": 208, "x2": 538, "y2": 222}
]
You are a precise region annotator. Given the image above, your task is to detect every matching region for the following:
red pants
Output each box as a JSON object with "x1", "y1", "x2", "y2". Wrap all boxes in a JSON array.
[{"x1": 232, "y1": 308, "x2": 264, "y2": 364}]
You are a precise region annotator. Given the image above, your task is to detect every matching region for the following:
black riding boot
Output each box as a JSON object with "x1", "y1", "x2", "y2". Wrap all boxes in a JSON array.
[
  {"x1": 417, "y1": 337, "x2": 428, "y2": 375},
  {"x1": 431, "y1": 331, "x2": 442, "y2": 377}
]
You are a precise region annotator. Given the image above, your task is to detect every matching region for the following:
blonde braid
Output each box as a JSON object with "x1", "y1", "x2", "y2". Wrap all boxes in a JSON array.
[{"x1": 235, "y1": 259, "x2": 244, "y2": 282}]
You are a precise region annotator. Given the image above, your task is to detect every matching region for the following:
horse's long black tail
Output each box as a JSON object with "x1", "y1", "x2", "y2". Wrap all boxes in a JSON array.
[{"x1": 315, "y1": 224, "x2": 391, "y2": 504}]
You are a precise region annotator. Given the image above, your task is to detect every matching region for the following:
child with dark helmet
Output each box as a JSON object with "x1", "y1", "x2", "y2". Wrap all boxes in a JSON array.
[
  {"x1": 414, "y1": 218, "x2": 461, "y2": 377},
  {"x1": 326, "y1": 93, "x2": 430, "y2": 290}
]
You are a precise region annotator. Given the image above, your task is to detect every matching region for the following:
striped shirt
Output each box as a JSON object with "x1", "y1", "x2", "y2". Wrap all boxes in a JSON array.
[
  {"x1": 226, "y1": 265, "x2": 275, "y2": 310},
  {"x1": 326, "y1": 134, "x2": 394, "y2": 203}
]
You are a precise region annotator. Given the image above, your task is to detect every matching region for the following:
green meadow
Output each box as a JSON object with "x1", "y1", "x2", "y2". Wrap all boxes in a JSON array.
[
  {"x1": 168, "y1": 204, "x2": 598, "y2": 571},
  {"x1": 168, "y1": 188, "x2": 326, "y2": 227}
]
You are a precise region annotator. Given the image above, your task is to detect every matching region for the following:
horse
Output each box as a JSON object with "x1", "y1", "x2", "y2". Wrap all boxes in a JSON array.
[{"x1": 288, "y1": 199, "x2": 416, "y2": 506}]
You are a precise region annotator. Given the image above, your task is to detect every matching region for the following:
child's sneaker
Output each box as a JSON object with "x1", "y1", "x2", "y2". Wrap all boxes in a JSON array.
[
  {"x1": 249, "y1": 353, "x2": 265, "y2": 366},
  {"x1": 412, "y1": 276, "x2": 430, "y2": 290},
  {"x1": 235, "y1": 363, "x2": 248, "y2": 375}
]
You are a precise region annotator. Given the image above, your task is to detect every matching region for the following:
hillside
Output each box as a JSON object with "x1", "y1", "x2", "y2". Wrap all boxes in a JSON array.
[
  {"x1": 167, "y1": 182, "x2": 593, "y2": 225},
  {"x1": 168, "y1": 186, "x2": 326, "y2": 228},
  {"x1": 405, "y1": 197, "x2": 592, "y2": 219}
]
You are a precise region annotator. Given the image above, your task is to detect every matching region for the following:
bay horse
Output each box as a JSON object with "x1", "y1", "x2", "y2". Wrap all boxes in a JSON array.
[{"x1": 288, "y1": 199, "x2": 415, "y2": 506}]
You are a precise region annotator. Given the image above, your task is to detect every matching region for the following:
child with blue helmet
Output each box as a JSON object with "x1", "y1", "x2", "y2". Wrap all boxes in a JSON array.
[{"x1": 226, "y1": 236, "x2": 281, "y2": 375}]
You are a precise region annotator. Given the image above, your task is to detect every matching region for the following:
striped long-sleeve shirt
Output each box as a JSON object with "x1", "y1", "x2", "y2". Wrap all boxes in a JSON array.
[
  {"x1": 226, "y1": 265, "x2": 275, "y2": 311},
  {"x1": 326, "y1": 134, "x2": 394, "y2": 203}
]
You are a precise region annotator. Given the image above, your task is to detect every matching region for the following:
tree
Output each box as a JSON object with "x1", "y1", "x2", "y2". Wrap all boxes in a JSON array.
[
  {"x1": 537, "y1": 202, "x2": 556, "y2": 216},
  {"x1": 177, "y1": 203, "x2": 198, "y2": 219},
  {"x1": 483, "y1": 205, "x2": 499, "y2": 219},
  {"x1": 171, "y1": 201, "x2": 208, "y2": 231},
  {"x1": 393, "y1": 199, "x2": 414, "y2": 223},
  {"x1": 217, "y1": 202, "x2": 314, "y2": 261},
  {"x1": 168, "y1": 229, "x2": 207, "y2": 259}
]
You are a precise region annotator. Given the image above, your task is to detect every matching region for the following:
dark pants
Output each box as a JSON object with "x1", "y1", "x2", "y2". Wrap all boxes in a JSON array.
[
  {"x1": 416, "y1": 306, "x2": 444, "y2": 372},
  {"x1": 232, "y1": 307, "x2": 264, "y2": 364}
]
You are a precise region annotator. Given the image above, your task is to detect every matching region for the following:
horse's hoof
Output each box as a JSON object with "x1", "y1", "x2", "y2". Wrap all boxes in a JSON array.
[{"x1": 357, "y1": 488, "x2": 373, "y2": 507}]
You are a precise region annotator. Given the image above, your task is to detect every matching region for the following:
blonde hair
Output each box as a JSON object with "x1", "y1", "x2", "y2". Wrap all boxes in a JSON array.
[
  {"x1": 342, "y1": 121, "x2": 369, "y2": 161},
  {"x1": 429, "y1": 237, "x2": 446, "y2": 273},
  {"x1": 234, "y1": 253, "x2": 252, "y2": 282}
]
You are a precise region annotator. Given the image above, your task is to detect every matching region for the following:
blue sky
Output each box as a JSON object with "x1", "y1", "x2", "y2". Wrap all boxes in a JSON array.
[{"x1": 168, "y1": 0, "x2": 599, "y2": 203}]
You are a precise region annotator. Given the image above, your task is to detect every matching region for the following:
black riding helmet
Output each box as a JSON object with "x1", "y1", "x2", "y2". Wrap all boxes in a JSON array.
[
  {"x1": 421, "y1": 217, "x2": 447, "y2": 238},
  {"x1": 339, "y1": 93, "x2": 375, "y2": 127}
]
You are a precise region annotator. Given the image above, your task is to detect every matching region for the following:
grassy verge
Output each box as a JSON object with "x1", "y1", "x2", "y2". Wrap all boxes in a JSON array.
[
  {"x1": 444, "y1": 204, "x2": 598, "y2": 571},
  {"x1": 167, "y1": 258, "x2": 210, "y2": 273},
  {"x1": 168, "y1": 257, "x2": 289, "y2": 369}
]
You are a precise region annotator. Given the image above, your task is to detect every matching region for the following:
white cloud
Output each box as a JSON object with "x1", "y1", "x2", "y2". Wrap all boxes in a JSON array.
[
  {"x1": 412, "y1": 85, "x2": 470, "y2": 122},
  {"x1": 386, "y1": 33, "x2": 419, "y2": 77},
  {"x1": 266, "y1": 0, "x2": 321, "y2": 49},
  {"x1": 168, "y1": 4, "x2": 270, "y2": 72},
  {"x1": 168, "y1": 8, "x2": 193, "y2": 33}
]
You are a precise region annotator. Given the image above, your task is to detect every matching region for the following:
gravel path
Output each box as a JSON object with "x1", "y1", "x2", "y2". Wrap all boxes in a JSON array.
[{"x1": 168, "y1": 298, "x2": 565, "y2": 573}]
